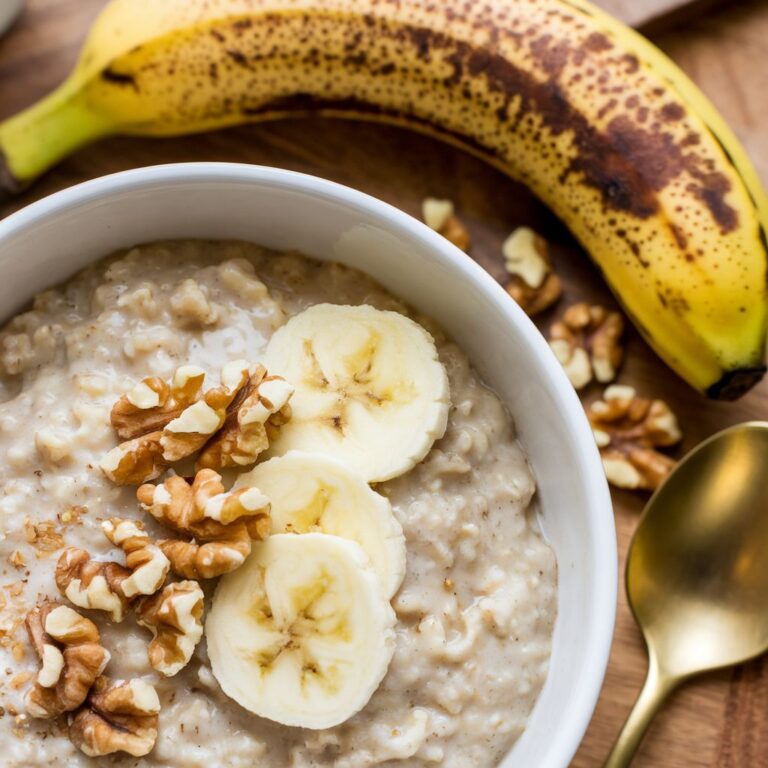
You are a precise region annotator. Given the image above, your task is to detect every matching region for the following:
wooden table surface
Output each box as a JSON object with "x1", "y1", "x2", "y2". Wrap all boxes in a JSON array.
[{"x1": 1, "y1": 1, "x2": 766, "y2": 766}]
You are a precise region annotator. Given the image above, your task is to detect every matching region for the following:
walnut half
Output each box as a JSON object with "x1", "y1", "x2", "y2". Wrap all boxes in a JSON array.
[
  {"x1": 55, "y1": 519, "x2": 169, "y2": 621},
  {"x1": 196, "y1": 364, "x2": 294, "y2": 471},
  {"x1": 24, "y1": 602, "x2": 110, "y2": 719},
  {"x1": 138, "y1": 470, "x2": 271, "y2": 579},
  {"x1": 550, "y1": 303, "x2": 624, "y2": 389},
  {"x1": 100, "y1": 361, "x2": 293, "y2": 485},
  {"x1": 422, "y1": 198, "x2": 470, "y2": 251},
  {"x1": 588, "y1": 385, "x2": 682, "y2": 490},
  {"x1": 69, "y1": 676, "x2": 160, "y2": 758},
  {"x1": 503, "y1": 227, "x2": 562, "y2": 317},
  {"x1": 135, "y1": 581, "x2": 204, "y2": 677}
]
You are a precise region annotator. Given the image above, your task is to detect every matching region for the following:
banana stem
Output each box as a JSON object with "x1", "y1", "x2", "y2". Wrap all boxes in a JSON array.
[{"x1": 0, "y1": 79, "x2": 115, "y2": 194}]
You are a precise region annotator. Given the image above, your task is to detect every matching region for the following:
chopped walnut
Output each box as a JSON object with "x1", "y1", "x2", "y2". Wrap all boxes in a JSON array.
[
  {"x1": 101, "y1": 519, "x2": 170, "y2": 599},
  {"x1": 138, "y1": 469, "x2": 271, "y2": 579},
  {"x1": 197, "y1": 364, "x2": 294, "y2": 470},
  {"x1": 503, "y1": 227, "x2": 562, "y2": 316},
  {"x1": 101, "y1": 366, "x2": 206, "y2": 484},
  {"x1": 24, "y1": 602, "x2": 110, "y2": 719},
  {"x1": 549, "y1": 303, "x2": 625, "y2": 389},
  {"x1": 111, "y1": 366, "x2": 205, "y2": 440},
  {"x1": 99, "y1": 431, "x2": 166, "y2": 486},
  {"x1": 101, "y1": 361, "x2": 292, "y2": 484},
  {"x1": 135, "y1": 581, "x2": 204, "y2": 676},
  {"x1": 23, "y1": 519, "x2": 64, "y2": 554},
  {"x1": 55, "y1": 519, "x2": 169, "y2": 621},
  {"x1": 58, "y1": 505, "x2": 87, "y2": 525},
  {"x1": 422, "y1": 198, "x2": 470, "y2": 251},
  {"x1": 69, "y1": 676, "x2": 160, "y2": 758},
  {"x1": 588, "y1": 385, "x2": 682, "y2": 490},
  {"x1": 159, "y1": 360, "x2": 248, "y2": 462}
]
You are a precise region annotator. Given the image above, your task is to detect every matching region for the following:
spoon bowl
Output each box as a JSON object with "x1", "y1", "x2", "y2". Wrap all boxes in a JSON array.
[{"x1": 606, "y1": 421, "x2": 768, "y2": 767}]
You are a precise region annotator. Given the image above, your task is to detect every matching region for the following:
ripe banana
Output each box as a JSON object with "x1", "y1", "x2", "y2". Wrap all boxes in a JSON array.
[
  {"x1": 263, "y1": 304, "x2": 450, "y2": 482},
  {"x1": 235, "y1": 450, "x2": 407, "y2": 598},
  {"x1": 0, "y1": 0, "x2": 765, "y2": 398},
  {"x1": 206, "y1": 532, "x2": 396, "y2": 729}
]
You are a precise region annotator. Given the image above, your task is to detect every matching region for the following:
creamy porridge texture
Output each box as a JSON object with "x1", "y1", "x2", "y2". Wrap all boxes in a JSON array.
[{"x1": 0, "y1": 241, "x2": 557, "y2": 767}]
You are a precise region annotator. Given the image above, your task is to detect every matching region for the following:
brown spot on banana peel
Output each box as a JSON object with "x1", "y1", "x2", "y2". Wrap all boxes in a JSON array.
[
  {"x1": 12, "y1": 8, "x2": 742, "y2": 237},
  {"x1": 1, "y1": 4, "x2": 763, "y2": 397},
  {"x1": 213, "y1": 15, "x2": 739, "y2": 233},
  {"x1": 100, "y1": 68, "x2": 139, "y2": 92},
  {"x1": 455, "y1": 43, "x2": 739, "y2": 231},
  {"x1": 380, "y1": 20, "x2": 739, "y2": 229}
]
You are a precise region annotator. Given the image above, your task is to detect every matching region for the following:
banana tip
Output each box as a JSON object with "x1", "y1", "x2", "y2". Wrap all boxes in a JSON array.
[{"x1": 707, "y1": 366, "x2": 767, "y2": 401}]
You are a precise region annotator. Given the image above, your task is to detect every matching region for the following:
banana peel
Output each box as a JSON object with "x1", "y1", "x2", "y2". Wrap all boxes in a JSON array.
[{"x1": 0, "y1": 0, "x2": 765, "y2": 399}]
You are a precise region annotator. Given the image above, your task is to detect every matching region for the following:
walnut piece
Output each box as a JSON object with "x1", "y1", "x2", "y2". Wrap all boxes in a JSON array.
[
  {"x1": 111, "y1": 366, "x2": 205, "y2": 440},
  {"x1": 503, "y1": 227, "x2": 562, "y2": 316},
  {"x1": 69, "y1": 676, "x2": 160, "y2": 757},
  {"x1": 197, "y1": 364, "x2": 294, "y2": 470},
  {"x1": 24, "y1": 602, "x2": 110, "y2": 719},
  {"x1": 101, "y1": 519, "x2": 170, "y2": 599},
  {"x1": 100, "y1": 361, "x2": 292, "y2": 485},
  {"x1": 588, "y1": 385, "x2": 682, "y2": 490},
  {"x1": 422, "y1": 198, "x2": 470, "y2": 251},
  {"x1": 55, "y1": 519, "x2": 169, "y2": 621},
  {"x1": 99, "y1": 430, "x2": 167, "y2": 486},
  {"x1": 138, "y1": 469, "x2": 271, "y2": 578},
  {"x1": 135, "y1": 581, "x2": 204, "y2": 676},
  {"x1": 549, "y1": 303, "x2": 625, "y2": 389}
]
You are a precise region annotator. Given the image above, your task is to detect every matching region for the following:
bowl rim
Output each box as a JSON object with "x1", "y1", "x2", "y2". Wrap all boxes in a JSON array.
[{"x1": 0, "y1": 162, "x2": 617, "y2": 766}]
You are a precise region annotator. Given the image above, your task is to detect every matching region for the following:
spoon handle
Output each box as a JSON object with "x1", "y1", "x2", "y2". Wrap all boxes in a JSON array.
[{"x1": 604, "y1": 655, "x2": 678, "y2": 768}]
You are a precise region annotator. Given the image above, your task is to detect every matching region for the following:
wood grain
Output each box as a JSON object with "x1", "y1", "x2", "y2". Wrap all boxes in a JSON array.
[{"x1": 0, "y1": 2, "x2": 767, "y2": 767}]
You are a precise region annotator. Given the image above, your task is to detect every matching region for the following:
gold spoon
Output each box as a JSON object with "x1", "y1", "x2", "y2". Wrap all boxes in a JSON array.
[{"x1": 604, "y1": 421, "x2": 768, "y2": 767}]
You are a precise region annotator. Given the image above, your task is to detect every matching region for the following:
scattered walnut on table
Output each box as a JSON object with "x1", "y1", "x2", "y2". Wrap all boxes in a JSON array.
[
  {"x1": 55, "y1": 519, "x2": 169, "y2": 622},
  {"x1": 24, "y1": 602, "x2": 110, "y2": 719},
  {"x1": 69, "y1": 676, "x2": 160, "y2": 758},
  {"x1": 422, "y1": 198, "x2": 471, "y2": 251},
  {"x1": 100, "y1": 361, "x2": 293, "y2": 485},
  {"x1": 138, "y1": 469, "x2": 271, "y2": 579},
  {"x1": 135, "y1": 581, "x2": 204, "y2": 677},
  {"x1": 549, "y1": 302, "x2": 625, "y2": 390},
  {"x1": 502, "y1": 227, "x2": 562, "y2": 316},
  {"x1": 588, "y1": 385, "x2": 682, "y2": 491}
]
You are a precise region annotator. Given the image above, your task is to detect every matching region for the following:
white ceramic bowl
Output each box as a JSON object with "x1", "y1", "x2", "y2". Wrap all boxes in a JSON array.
[{"x1": 0, "y1": 163, "x2": 616, "y2": 767}]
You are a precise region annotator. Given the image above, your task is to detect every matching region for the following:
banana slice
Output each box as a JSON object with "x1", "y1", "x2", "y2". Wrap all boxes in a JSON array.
[
  {"x1": 263, "y1": 304, "x2": 450, "y2": 482},
  {"x1": 206, "y1": 533, "x2": 396, "y2": 729},
  {"x1": 234, "y1": 451, "x2": 406, "y2": 599}
]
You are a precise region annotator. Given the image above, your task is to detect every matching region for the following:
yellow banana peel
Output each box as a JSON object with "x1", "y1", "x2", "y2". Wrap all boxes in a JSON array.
[{"x1": 0, "y1": 0, "x2": 765, "y2": 399}]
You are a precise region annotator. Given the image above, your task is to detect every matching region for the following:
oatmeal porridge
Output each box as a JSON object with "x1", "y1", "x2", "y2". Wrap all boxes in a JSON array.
[{"x1": 0, "y1": 240, "x2": 557, "y2": 767}]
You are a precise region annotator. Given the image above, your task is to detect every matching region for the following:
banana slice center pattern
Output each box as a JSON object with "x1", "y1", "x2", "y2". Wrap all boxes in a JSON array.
[
  {"x1": 235, "y1": 451, "x2": 407, "y2": 599},
  {"x1": 264, "y1": 304, "x2": 450, "y2": 482},
  {"x1": 206, "y1": 533, "x2": 397, "y2": 729}
]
